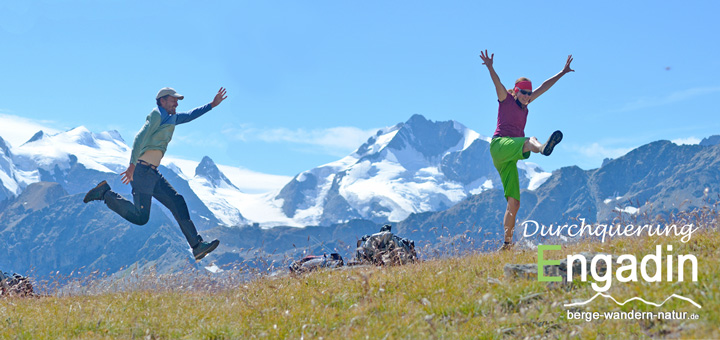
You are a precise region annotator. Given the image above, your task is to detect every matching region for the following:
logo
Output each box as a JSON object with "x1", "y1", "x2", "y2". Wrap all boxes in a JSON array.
[{"x1": 523, "y1": 219, "x2": 702, "y2": 309}]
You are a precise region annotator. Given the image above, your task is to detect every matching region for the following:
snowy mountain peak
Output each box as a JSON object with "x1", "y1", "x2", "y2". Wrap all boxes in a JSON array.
[
  {"x1": 0, "y1": 135, "x2": 19, "y2": 201},
  {"x1": 24, "y1": 130, "x2": 47, "y2": 145},
  {"x1": 58, "y1": 127, "x2": 125, "y2": 148},
  {"x1": 94, "y1": 130, "x2": 126, "y2": 144},
  {"x1": 0, "y1": 136, "x2": 11, "y2": 158},
  {"x1": 21, "y1": 127, "x2": 126, "y2": 150},
  {"x1": 353, "y1": 124, "x2": 402, "y2": 158},
  {"x1": 195, "y1": 156, "x2": 238, "y2": 190},
  {"x1": 0, "y1": 115, "x2": 548, "y2": 229},
  {"x1": 13, "y1": 126, "x2": 130, "y2": 174},
  {"x1": 65, "y1": 126, "x2": 99, "y2": 148},
  {"x1": 274, "y1": 114, "x2": 539, "y2": 226},
  {"x1": 406, "y1": 113, "x2": 430, "y2": 127},
  {"x1": 385, "y1": 114, "x2": 464, "y2": 159},
  {"x1": 354, "y1": 114, "x2": 476, "y2": 164}
]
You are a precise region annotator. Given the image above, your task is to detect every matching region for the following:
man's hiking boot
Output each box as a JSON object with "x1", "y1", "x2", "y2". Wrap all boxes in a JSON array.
[
  {"x1": 541, "y1": 130, "x2": 563, "y2": 156},
  {"x1": 498, "y1": 242, "x2": 514, "y2": 252},
  {"x1": 193, "y1": 239, "x2": 220, "y2": 260},
  {"x1": 83, "y1": 180, "x2": 110, "y2": 203}
]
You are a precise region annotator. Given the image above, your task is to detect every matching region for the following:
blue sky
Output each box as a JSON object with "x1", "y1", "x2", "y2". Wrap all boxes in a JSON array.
[{"x1": 1, "y1": 1, "x2": 718, "y2": 178}]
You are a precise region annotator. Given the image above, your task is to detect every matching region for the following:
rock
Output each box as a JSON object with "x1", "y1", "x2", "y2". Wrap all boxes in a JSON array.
[
  {"x1": 519, "y1": 292, "x2": 544, "y2": 305},
  {"x1": 504, "y1": 263, "x2": 538, "y2": 279},
  {"x1": 496, "y1": 327, "x2": 515, "y2": 335}
]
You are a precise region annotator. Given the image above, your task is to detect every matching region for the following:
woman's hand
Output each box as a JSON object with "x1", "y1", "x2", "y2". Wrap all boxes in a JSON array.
[
  {"x1": 479, "y1": 50, "x2": 494, "y2": 67},
  {"x1": 479, "y1": 49, "x2": 507, "y2": 102}
]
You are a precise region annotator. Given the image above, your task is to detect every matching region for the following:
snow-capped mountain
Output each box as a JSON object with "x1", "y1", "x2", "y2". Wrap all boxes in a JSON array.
[
  {"x1": 0, "y1": 114, "x2": 551, "y2": 229},
  {"x1": 0, "y1": 120, "x2": 286, "y2": 228},
  {"x1": 0, "y1": 136, "x2": 20, "y2": 201},
  {"x1": 180, "y1": 156, "x2": 246, "y2": 226},
  {"x1": 5, "y1": 112, "x2": 718, "y2": 279},
  {"x1": 164, "y1": 156, "x2": 295, "y2": 227},
  {"x1": 0, "y1": 125, "x2": 226, "y2": 230},
  {"x1": 273, "y1": 114, "x2": 551, "y2": 226},
  {"x1": 165, "y1": 114, "x2": 553, "y2": 228},
  {"x1": 0, "y1": 127, "x2": 131, "y2": 202},
  {"x1": 13, "y1": 126, "x2": 130, "y2": 174}
]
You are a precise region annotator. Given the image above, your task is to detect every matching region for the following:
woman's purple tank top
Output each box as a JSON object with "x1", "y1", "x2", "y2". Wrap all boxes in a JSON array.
[{"x1": 493, "y1": 94, "x2": 528, "y2": 138}]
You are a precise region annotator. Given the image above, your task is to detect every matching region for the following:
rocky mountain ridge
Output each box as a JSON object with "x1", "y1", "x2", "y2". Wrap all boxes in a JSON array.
[{"x1": 1, "y1": 118, "x2": 718, "y2": 279}]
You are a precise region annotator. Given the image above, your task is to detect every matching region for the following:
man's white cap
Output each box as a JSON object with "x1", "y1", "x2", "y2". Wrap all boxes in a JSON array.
[{"x1": 156, "y1": 87, "x2": 184, "y2": 100}]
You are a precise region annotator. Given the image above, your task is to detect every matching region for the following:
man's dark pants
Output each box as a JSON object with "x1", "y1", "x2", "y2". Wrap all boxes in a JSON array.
[{"x1": 102, "y1": 163, "x2": 202, "y2": 248}]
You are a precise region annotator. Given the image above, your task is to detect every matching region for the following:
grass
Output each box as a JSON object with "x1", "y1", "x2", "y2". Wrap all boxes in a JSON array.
[{"x1": 2, "y1": 211, "x2": 719, "y2": 339}]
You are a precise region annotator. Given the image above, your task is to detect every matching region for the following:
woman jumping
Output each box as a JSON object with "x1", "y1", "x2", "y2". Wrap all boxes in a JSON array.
[{"x1": 479, "y1": 50, "x2": 574, "y2": 251}]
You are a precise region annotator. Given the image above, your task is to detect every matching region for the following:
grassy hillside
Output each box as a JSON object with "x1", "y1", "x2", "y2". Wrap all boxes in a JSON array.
[{"x1": 2, "y1": 216, "x2": 719, "y2": 339}]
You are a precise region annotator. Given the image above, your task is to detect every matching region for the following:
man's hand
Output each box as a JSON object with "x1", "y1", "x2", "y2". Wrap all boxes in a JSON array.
[
  {"x1": 121, "y1": 163, "x2": 135, "y2": 185},
  {"x1": 479, "y1": 50, "x2": 494, "y2": 67},
  {"x1": 211, "y1": 87, "x2": 228, "y2": 108},
  {"x1": 562, "y1": 55, "x2": 575, "y2": 74}
]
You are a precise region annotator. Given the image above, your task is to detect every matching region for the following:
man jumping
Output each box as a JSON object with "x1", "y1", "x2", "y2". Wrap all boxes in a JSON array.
[
  {"x1": 84, "y1": 87, "x2": 228, "y2": 260},
  {"x1": 479, "y1": 51, "x2": 574, "y2": 251}
]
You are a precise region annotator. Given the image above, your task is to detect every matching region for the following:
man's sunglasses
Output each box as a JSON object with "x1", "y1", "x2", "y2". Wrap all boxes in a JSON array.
[{"x1": 518, "y1": 89, "x2": 532, "y2": 96}]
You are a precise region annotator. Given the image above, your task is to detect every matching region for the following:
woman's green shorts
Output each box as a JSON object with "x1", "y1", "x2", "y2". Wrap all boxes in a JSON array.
[{"x1": 490, "y1": 137, "x2": 530, "y2": 201}]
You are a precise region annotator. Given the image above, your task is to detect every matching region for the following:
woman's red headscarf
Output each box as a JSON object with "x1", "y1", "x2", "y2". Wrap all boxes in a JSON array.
[{"x1": 514, "y1": 80, "x2": 532, "y2": 93}]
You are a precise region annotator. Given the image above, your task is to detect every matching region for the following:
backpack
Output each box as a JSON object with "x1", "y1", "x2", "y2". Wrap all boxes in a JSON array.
[
  {"x1": 289, "y1": 253, "x2": 344, "y2": 274},
  {"x1": 0, "y1": 271, "x2": 34, "y2": 297},
  {"x1": 355, "y1": 225, "x2": 417, "y2": 266}
]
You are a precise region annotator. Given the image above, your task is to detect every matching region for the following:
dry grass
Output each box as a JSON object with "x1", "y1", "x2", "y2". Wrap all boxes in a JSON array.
[{"x1": 2, "y1": 207, "x2": 719, "y2": 339}]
